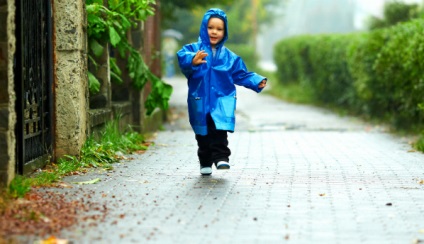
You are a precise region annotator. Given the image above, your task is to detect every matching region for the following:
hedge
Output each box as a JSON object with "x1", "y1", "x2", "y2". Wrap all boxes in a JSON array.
[{"x1": 274, "y1": 18, "x2": 424, "y2": 131}]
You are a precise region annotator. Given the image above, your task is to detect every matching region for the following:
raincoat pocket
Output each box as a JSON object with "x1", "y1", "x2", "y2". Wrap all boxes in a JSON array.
[
  {"x1": 188, "y1": 96, "x2": 206, "y2": 125},
  {"x1": 217, "y1": 96, "x2": 236, "y2": 121}
]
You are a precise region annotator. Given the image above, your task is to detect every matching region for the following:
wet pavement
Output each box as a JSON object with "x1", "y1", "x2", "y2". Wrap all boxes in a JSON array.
[{"x1": 25, "y1": 76, "x2": 424, "y2": 243}]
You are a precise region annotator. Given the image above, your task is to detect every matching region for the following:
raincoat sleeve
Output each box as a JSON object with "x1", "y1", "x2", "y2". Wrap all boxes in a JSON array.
[
  {"x1": 176, "y1": 44, "x2": 200, "y2": 79},
  {"x1": 231, "y1": 56, "x2": 267, "y2": 93}
]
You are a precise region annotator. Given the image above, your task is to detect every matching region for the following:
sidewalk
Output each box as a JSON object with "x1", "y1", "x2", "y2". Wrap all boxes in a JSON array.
[{"x1": 34, "y1": 76, "x2": 424, "y2": 243}]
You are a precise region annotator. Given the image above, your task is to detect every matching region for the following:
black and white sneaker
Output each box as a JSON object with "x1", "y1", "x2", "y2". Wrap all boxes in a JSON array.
[
  {"x1": 216, "y1": 161, "x2": 230, "y2": 170},
  {"x1": 200, "y1": 167, "x2": 212, "y2": 175}
]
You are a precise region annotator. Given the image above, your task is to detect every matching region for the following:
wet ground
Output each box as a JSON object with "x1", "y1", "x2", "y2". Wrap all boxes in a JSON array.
[{"x1": 16, "y1": 76, "x2": 424, "y2": 243}]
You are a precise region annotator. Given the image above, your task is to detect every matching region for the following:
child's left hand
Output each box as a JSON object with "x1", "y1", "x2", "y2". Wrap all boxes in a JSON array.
[{"x1": 258, "y1": 79, "x2": 267, "y2": 89}]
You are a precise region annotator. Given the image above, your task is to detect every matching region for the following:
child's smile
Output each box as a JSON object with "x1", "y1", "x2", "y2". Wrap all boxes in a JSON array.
[{"x1": 207, "y1": 17, "x2": 225, "y2": 48}]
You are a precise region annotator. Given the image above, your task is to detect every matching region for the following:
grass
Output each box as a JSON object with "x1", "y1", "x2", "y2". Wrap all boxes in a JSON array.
[
  {"x1": 263, "y1": 71, "x2": 424, "y2": 153},
  {"x1": 4, "y1": 118, "x2": 150, "y2": 200},
  {"x1": 414, "y1": 133, "x2": 424, "y2": 152},
  {"x1": 265, "y1": 81, "x2": 315, "y2": 104},
  {"x1": 262, "y1": 71, "x2": 314, "y2": 105}
]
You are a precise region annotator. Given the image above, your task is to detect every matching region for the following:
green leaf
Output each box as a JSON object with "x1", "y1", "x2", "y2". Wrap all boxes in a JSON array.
[
  {"x1": 110, "y1": 58, "x2": 122, "y2": 76},
  {"x1": 88, "y1": 72, "x2": 101, "y2": 94},
  {"x1": 111, "y1": 71, "x2": 123, "y2": 84},
  {"x1": 109, "y1": 26, "x2": 121, "y2": 47},
  {"x1": 87, "y1": 0, "x2": 173, "y2": 114},
  {"x1": 86, "y1": 3, "x2": 102, "y2": 13},
  {"x1": 89, "y1": 39, "x2": 104, "y2": 57},
  {"x1": 72, "y1": 178, "x2": 101, "y2": 185}
]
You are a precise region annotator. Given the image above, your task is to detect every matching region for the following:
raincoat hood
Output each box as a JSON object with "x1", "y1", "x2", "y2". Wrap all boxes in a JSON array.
[{"x1": 198, "y1": 8, "x2": 228, "y2": 47}]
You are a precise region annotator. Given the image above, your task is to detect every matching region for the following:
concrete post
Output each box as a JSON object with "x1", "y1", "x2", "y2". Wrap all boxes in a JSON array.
[
  {"x1": 53, "y1": 0, "x2": 88, "y2": 158},
  {"x1": 0, "y1": 0, "x2": 16, "y2": 186}
]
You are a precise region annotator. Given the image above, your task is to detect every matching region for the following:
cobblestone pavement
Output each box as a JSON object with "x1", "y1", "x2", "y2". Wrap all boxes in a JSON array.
[{"x1": 30, "y1": 77, "x2": 424, "y2": 243}]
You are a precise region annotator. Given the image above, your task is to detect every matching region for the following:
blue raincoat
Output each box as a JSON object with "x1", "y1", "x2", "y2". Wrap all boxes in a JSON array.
[{"x1": 177, "y1": 8, "x2": 266, "y2": 136}]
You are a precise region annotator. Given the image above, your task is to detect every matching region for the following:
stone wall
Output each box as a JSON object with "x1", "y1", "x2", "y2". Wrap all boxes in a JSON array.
[
  {"x1": 0, "y1": 0, "x2": 16, "y2": 186},
  {"x1": 53, "y1": 0, "x2": 88, "y2": 158},
  {"x1": 0, "y1": 0, "x2": 165, "y2": 186}
]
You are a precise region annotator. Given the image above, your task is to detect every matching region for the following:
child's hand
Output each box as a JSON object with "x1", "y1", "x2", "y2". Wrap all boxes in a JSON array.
[
  {"x1": 258, "y1": 79, "x2": 267, "y2": 89},
  {"x1": 192, "y1": 50, "x2": 208, "y2": 66}
]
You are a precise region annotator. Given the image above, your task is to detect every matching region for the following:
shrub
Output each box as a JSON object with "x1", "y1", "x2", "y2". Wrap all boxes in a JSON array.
[{"x1": 273, "y1": 18, "x2": 424, "y2": 135}]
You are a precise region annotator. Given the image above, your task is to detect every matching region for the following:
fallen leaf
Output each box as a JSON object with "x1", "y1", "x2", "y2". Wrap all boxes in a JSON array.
[
  {"x1": 319, "y1": 193, "x2": 326, "y2": 197},
  {"x1": 418, "y1": 180, "x2": 424, "y2": 185},
  {"x1": 57, "y1": 182, "x2": 73, "y2": 188},
  {"x1": 34, "y1": 235, "x2": 69, "y2": 244},
  {"x1": 72, "y1": 178, "x2": 101, "y2": 185}
]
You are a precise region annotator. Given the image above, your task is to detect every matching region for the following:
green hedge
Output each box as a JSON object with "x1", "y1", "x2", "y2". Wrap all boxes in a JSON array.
[{"x1": 274, "y1": 18, "x2": 424, "y2": 131}]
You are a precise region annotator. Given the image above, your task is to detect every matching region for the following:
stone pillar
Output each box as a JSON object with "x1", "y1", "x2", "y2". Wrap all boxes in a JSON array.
[
  {"x1": 53, "y1": 0, "x2": 88, "y2": 158},
  {"x1": 139, "y1": 2, "x2": 164, "y2": 132},
  {"x1": 0, "y1": 0, "x2": 16, "y2": 186},
  {"x1": 143, "y1": 3, "x2": 162, "y2": 78},
  {"x1": 128, "y1": 21, "x2": 144, "y2": 132}
]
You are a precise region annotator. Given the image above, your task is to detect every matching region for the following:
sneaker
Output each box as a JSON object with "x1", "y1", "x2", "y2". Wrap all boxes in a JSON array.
[
  {"x1": 216, "y1": 161, "x2": 230, "y2": 170},
  {"x1": 200, "y1": 167, "x2": 212, "y2": 175}
]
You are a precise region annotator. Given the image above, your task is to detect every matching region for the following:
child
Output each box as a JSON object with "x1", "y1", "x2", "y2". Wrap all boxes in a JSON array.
[{"x1": 176, "y1": 8, "x2": 267, "y2": 175}]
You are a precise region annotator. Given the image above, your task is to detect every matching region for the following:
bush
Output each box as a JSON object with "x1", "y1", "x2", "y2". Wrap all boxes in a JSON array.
[
  {"x1": 367, "y1": 1, "x2": 420, "y2": 30},
  {"x1": 273, "y1": 18, "x2": 424, "y2": 134},
  {"x1": 371, "y1": 19, "x2": 424, "y2": 129}
]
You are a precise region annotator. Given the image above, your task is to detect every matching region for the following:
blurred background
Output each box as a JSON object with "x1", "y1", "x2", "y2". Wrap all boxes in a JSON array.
[
  {"x1": 160, "y1": 0, "x2": 424, "y2": 75},
  {"x1": 158, "y1": 0, "x2": 424, "y2": 152}
]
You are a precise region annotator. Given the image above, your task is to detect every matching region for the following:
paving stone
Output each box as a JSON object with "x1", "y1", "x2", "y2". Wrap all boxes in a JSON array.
[{"x1": 17, "y1": 76, "x2": 424, "y2": 244}]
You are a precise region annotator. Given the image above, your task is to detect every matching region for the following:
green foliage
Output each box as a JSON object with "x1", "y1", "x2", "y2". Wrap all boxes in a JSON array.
[
  {"x1": 414, "y1": 133, "x2": 424, "y2": 152},
  {"x1": 8, "y1": 176, "x2": 31, "y2": 198},
  {"x1": 273, "y1": 18, "x2": 424, "y2": 147},
  {"x1": 110, "y1": 57, "x2": 123, "y2": 84},
  {"x1": 307, "y1": 34, "x2": 357, "y2": 107},
  {"x1": 6, "y1": 119, "x2": 149, "y2": 197},
  {"x1": 86, "y1": 0, "x2": 173, "y2": 115},
  {"x1": 367, "y1": 1, "x2": 420, "y2": 30},
  {"x1": 98, "y1": 117, "x2": 148, "y2": 153},
  {"x1": 383, "y1": 1, "x2": 419, "y2": 26},
  {"x1": 88, "y1": 72, "x2": 101, "y2": 94},
  {"x1": 266, "y1": 78, "x2": 314, "y2": 105},
  {"x1": 77, "y1": 118, "x2": 149, "y2": 168},
  {"x1": 346, "y1": 30, "x2": 387, "y2": 116},
  {"x1": 161, "y1": 0, "x2": 235, "y2": 27}
]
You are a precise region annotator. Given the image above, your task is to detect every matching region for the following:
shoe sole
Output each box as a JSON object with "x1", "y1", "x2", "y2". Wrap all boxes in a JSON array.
[{"x1": 217, "y1": 165, "x2": 230, "y2": 170}]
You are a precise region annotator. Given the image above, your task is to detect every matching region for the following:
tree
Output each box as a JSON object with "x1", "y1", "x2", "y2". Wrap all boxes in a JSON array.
[
  {"x1": 367, "y1": 1, "x2": 420, "y2": 30},
  {"x1": 162, "y1": 0, "x2": 280, "y2": 45},
  {"x1": 161, "y1": 0, "x2": 235, "y2": 26}
]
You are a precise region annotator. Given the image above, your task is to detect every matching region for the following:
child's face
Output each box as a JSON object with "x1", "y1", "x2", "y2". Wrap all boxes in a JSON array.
[{"x1": 207, "y1": 17, "x2": 225, "y2": 48}]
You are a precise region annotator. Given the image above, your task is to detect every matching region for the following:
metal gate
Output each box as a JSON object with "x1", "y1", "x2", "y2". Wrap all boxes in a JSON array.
[{"x1": 14, "y1": 0, "x2": 53, "y2": 174}]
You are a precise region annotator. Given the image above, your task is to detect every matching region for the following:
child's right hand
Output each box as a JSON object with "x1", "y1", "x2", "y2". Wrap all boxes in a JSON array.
[{"x1": 192, "y1": 50, "x2": 208, "y2": 66}]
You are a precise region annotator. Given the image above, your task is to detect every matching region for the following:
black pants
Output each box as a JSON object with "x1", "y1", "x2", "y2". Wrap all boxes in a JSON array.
[{"x1": 195, "y1": 115, "x2": 231, "y2": 167}]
